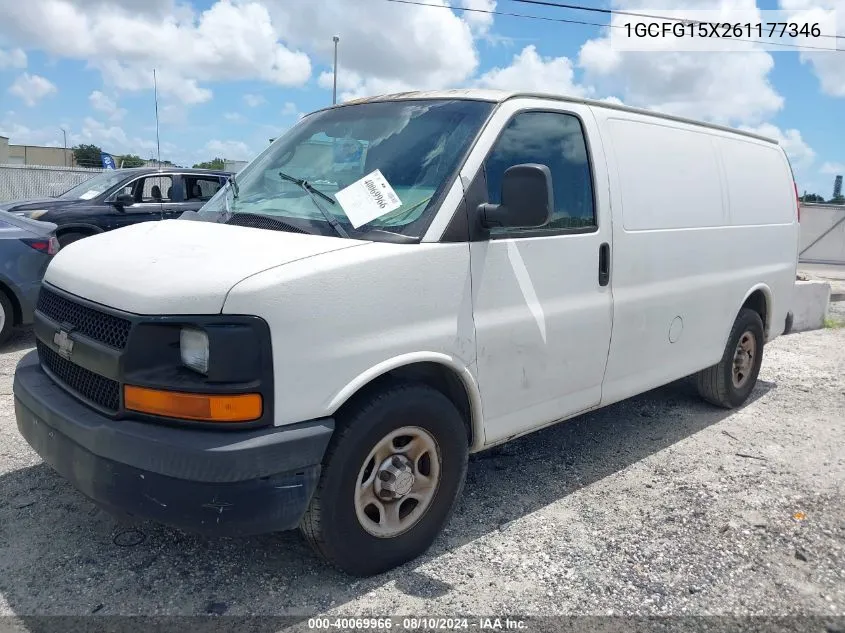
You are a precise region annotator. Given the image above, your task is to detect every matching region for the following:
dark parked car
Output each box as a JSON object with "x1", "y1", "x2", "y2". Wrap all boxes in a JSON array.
[
  {"x1": 0, "y1": 210, "x2": 59, "y2": 345},
  {"x1": 0, "y1": 168, "x2": 232, "y2": 247}
]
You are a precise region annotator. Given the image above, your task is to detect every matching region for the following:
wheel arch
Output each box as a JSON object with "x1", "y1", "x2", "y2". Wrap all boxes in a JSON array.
[
  {"x1": 0, "y1": 278, "x2": 23, "y2": 326},
  {"x1": 733, "y1": 284, "x2": 772, "y2": 344},
  {"x1": 55, "y1": 223, "x2": 103, "y2": 237},
  {"x1": 328, "y1": 353, "x2": 485, "y2": 451}
]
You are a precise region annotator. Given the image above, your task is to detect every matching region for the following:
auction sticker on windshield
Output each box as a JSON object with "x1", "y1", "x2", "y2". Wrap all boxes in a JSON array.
[{"x1": 335, "y1": 169, "x2": 401, "y2": 228}]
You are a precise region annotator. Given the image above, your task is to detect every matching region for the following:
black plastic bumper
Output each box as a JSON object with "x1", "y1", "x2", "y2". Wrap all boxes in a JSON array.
[{"x1": 13, "y1": 350, "x2": 334, "y2": 536}]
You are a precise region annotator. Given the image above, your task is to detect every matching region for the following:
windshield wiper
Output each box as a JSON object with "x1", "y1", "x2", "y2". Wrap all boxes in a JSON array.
[
  {"x1": 278, "y1": 171, "x2": 349, "y2": 239},
  {"x1": 228, "y1": 173, "x2": 239, "y2": 199},
  {"x1": 219, "y1": 173, "x2": 240, "y2": 221}
]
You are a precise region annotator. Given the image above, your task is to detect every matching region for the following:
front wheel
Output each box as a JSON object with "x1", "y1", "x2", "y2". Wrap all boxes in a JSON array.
[
  {"x1": 696, "y1": 308, "x2": 765, "y2": 408},
  {"x1": 300, "y1": 383, "x2": 469, "y2": 576}
]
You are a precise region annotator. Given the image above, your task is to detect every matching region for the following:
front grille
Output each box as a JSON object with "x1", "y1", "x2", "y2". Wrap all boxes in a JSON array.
[
  {"x1": 37, "y1": 287, "x2": 132, "y2": 350},
  {"x1": 37, "y1": 341, "x2": 120, "y2": 412}
]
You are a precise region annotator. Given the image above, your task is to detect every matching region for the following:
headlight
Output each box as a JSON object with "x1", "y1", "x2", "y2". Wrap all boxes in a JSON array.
[
  {"x1": 180, "y1": 327, "x2": 209, "y2": 374},
  {"x1": 16, "y1": 209, "x2": 49, "y2": 220}
]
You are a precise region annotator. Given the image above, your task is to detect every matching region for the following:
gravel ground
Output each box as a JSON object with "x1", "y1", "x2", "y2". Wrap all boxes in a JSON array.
[
  {"x1": 828, "y1": 301, "x2": 845, "y2": 325},
  {"x1": 0, "y1": 327, "x2": 843, "y2": 624}
]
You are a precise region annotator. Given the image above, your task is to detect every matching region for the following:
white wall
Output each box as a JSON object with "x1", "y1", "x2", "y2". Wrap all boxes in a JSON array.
[{"x1": 799, "y1": 203, "x2": 845, "y2": 264}]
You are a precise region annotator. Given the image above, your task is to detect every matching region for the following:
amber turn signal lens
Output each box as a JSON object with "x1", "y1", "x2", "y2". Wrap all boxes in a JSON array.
[{"x1": 124, "y1": 385, "x2": 262, "y2": 422}]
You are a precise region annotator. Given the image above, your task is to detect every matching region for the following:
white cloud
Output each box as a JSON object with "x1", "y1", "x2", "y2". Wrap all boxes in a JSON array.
[
  {"x1": 601, "y1": 96, "x2": 625, "y2": 105},
  {"x1": 739, "y1": 123, "x2": 816, "y2": 168},
  {"x1": 822, "y1": 162, "x2": 845, "y2": 175},
  {"x1": 779, "y1": 0, "x2": 845, "y2": 97},
  {"x1": 0, "y1": 0, "x2": 312, "y2": 104},
  {"x1": 282, "y1": 101, "x2": 298, "y2": 115},
  {"x1": 476, "y1": 45, "x2": 589, "y2": 96},
  {"x1": 158, "y1": 102, "x2": 187, "y2": 125},
  {"x1": 739, "y1": 122, "x2": 821, "y2": 193},
  {"x1": 243, "y1": 93, "x2": 266, "y2": 108},
  {"x1": 205, "y1": 139, "x2": 253, "y2": 161},
  {"x1": 0, "y1": 48, "x2": 27, "y2": 69},
  {"x1": 73, "y1": 117, "x2": 158, "y2": 155},
  {"x1": 0, "y1": 117, "x2": 61, "y2": 147},
  {"x1": 0, "y1": 0, "x2": 493, "y2": 106},
  {"x1": 100, "y1": 62, "x2": 214, "y2": 105},
  {"x1": 270, "y1": 0, "x2": 481, "y2": 100},
  {"x1": 8, "y1": 73, "x2": 57, "y2": 106},
  {"x1": 224, "y1": 112, "x2": 244, "y2": 122},
  {"x1": 88, "y1": 90, "x2": 126, "y2": 120},
  {"x1": 577, "y1": 0, "x2": 784, "y2": 125},
  {"x1": 9, "y1": 114, "x2": 180, "y2": 162},
  {"x1": 460, "y1": 0, "x2": 497, "y2": 34}
]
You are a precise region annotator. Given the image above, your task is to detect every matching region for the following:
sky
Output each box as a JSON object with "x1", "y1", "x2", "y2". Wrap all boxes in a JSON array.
[{"x1": 0, "y1": 0, "x2": 843, "y2": 196}]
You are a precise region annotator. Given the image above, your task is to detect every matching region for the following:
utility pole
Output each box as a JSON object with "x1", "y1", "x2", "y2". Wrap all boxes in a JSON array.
[
  {"x1": 332, "y1": 36, "x2": 340, "y2": 105},
  {"x1": 153, "y1": 69, "x2": 162, "y2": 168},
  {"x1": 61, "y1": 128, "x2": 67, "y2": 166}
]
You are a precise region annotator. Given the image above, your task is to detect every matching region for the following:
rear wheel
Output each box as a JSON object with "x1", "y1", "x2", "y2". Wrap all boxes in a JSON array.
[
  {"x1": 696, "y1": 308, "x2": 765, "y2": 408},
  {"x1": 57, "y1": 232, "x2": 88, "y2": 247},
  {"x1": 300, "y1": 383, "x2": 469, "y2": 576}
]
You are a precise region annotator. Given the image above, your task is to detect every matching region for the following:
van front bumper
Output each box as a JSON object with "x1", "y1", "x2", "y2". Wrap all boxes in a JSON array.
[{"x1": 13, "y1": 350, "x2": 334, "y2": 536}]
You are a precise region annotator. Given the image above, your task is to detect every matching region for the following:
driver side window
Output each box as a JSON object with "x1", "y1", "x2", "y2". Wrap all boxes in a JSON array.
[
  {"x1": 485, "y1": 111, "x2": 596, "y2": 238},
  {"x1": 116, "y1": 182, "x2": 136, "y2": 200}
]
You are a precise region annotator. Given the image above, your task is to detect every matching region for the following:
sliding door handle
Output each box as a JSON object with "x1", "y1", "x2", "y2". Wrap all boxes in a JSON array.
[{"x1": 598, "y1": 242, "x2": 610, "y2": 287}]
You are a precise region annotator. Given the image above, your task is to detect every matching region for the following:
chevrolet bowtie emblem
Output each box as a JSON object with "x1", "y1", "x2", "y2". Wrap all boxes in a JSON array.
[{"x1": 53, "y1": 330, "x2": 74, "y2": 359}]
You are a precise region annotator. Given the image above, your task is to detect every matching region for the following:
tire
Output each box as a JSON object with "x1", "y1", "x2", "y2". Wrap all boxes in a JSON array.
[
  {"x1": 300, "y1": 383, "x2": 469, "y2": 576},
  {"x1": 57, "y1": 232, "x2": 88, "y2": 247},
  {"x1": 696, "y1": 308, "x2": 765, "y2": 409},
  {"x1": 0, "y1": 291, "x2": 14, "y2": 347}
]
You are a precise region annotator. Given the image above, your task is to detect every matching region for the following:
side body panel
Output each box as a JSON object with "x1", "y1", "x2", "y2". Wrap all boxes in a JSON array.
[
  {"x1": 222, "y1": 242, "x2": 481, "y2": 440},
  {"x1": 592, "y1": 106, "x2": 799, "y2": 406}
]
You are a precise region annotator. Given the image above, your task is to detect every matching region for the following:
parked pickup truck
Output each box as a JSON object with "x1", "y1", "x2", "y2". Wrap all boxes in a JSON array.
[
  {"x1": 13, "y1": 90, "x2": 799, "y2": 576},
  {"x1": 2, "y1": 167, "x2": 231, "y2": 246}
]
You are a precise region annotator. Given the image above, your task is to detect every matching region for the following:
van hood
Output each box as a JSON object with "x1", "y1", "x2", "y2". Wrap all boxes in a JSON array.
[{"x1": 44, "y1": 219, "x2": 367, "y2": 314}]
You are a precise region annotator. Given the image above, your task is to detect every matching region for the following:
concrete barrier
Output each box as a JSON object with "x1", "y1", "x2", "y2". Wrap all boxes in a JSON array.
[{"x1": 790, "y1": 280, "x2": 831, "y2": 332}]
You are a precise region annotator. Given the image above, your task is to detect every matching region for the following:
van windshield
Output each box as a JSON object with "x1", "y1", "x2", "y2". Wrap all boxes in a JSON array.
[{"x1": 194, "y1": 99, "x2": 494, "y2": 241}]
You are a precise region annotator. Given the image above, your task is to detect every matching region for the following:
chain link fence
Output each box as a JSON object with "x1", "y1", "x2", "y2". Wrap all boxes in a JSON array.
[{"x1": 0, "y1": 164, "x2": 104, "y2": 202}]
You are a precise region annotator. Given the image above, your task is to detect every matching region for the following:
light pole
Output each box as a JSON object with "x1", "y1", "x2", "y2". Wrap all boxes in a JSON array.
[
  {"x1": 61, "y1": 128, "x2": 67, "y2": 166},
  {"x1": 332, "y1": 36, "x2": 340, "y2": 105}
]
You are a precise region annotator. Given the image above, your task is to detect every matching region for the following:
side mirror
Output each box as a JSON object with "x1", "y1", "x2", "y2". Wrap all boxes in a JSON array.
[
  {"x1": 113, "y1": 193, "x2": 135, "y2": 209},
  {"x1": 478, "y1": 163, "x2": 553, "y2": 230}
]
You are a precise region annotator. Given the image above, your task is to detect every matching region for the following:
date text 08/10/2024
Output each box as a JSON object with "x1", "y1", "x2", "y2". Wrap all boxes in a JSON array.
[{"x1": 307, "y1": 617, "x2": 527, "y2": 630}]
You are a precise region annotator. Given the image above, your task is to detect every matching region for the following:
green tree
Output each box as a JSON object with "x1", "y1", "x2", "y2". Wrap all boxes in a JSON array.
[
  {"x1": 800, "y1": 193, "x2": 825, "y2": 203},
  {"x1": 830, "y1": 194, "x2": 845, "y2": 205},
  {"x1": 72, "y1": 144, "x2": 103, "y2": 168},
  {"x1": 193, "y1": 157, "x2": 225, "y2": 169},
  {"x1": 117, "y1": 154, "x2": 145, "y2": 168}
]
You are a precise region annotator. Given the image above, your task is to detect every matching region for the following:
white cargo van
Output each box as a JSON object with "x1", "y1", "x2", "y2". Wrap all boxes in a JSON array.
[{"x1": 14, "y1": 90, "x2": 799, "y2": 576}]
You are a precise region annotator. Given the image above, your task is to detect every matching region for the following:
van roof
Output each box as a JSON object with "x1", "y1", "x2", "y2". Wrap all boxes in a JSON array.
[{"x1": 335, "y1": 89, "x2": 778, "y2": 145}]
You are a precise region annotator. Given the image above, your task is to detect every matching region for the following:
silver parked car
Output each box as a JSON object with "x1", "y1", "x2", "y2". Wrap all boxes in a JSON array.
[{"x1": 0, "y1": 209, "x2": 59, "y2": 345}]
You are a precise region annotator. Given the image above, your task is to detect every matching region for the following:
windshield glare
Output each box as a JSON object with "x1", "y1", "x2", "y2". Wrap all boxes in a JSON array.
[
  {"x1": 58, "y1": 170, "x2": 130, "y2": 200},
  {"x1": 196, "y1": 99, "x2": 494, "y2": 240}
]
